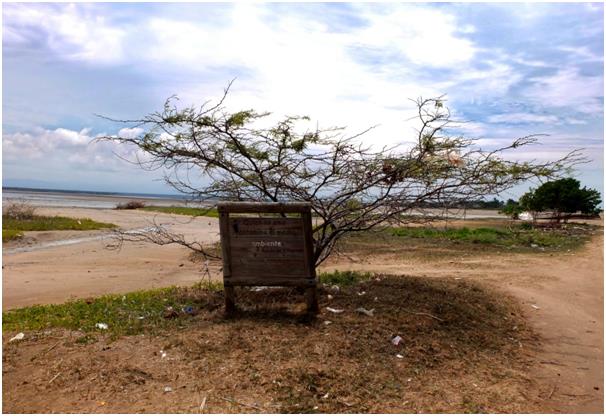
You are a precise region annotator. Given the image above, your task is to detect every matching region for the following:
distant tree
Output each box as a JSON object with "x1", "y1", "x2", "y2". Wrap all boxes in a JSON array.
[
  {"x1": 500, "y1": 198, "x2": 523, "y2": 220},
  {"x1": 99, "y1": 83, "x2": 585, "y2": 265},
  {"x1": 519, "y1": 178, "x2": 601, "y2": 223}
]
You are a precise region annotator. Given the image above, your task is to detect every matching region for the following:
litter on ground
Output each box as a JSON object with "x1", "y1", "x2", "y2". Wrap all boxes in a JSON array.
[
  {"x1": 326, "y1": 307, "x2": 344, "y2": 314},
  {"x1": 356, "y1": 307, "x2": 374, "y2": 317},
  {"x1": 9, "y1": 333, "x2": 24, "y2": 342},
  {"x1": 391, "y1": 335, "x2": 403, "y2": 346},
  {"x1": 95, "y1": 323, "x2": 108, "y2": 330}
]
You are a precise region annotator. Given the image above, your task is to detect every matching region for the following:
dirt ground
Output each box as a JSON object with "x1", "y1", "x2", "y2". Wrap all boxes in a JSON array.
[{"x1": 2, "y1": 208, "x2": 604, "y2": 413}]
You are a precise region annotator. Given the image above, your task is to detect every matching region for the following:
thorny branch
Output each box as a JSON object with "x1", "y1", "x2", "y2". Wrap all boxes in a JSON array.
[{"x1": 97, "y1": 86, "x2": 587, "y2": 266}]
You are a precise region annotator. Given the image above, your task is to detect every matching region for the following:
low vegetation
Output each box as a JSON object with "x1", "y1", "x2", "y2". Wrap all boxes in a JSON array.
[
  {"x1": 2, "y1": 229, "x2": 23, "y2": 243},
  {"x1": 389, "y1": 223, "x2": 595, "y2": 249},
  {"x1": 115, "y1": 200, "x2": 146, "y2": 209},
  {"x1": 141, "y1": 205, "x2": 220, "y2": 217},
  {"x1": 2, "y1": 201, "x2": 116, "y2": 242},
  {"x1": 3, "y1": 272, "x2": 538, "y2": 413}
]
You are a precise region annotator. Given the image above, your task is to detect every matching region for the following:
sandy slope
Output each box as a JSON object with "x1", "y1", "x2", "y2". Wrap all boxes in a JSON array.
[
  {"x1": 2, "y1": 207, "x2": 222, "y2": 309},
  {"x1": 2, "y1": 208, "x2": 603, "y2": 412}
]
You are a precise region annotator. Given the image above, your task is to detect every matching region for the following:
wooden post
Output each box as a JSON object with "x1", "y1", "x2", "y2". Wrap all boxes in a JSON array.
[
  {"x1": 224, "y1": 285, "x2": 236, "y2": 316},
  {"x1": 305, "y1": 287, "x2": 319, "y2": 314}
]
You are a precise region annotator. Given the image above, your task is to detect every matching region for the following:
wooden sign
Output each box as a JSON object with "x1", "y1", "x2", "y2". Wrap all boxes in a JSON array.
[{"x1": 217, "y1": 202, "x2": 318, "y2": 314}]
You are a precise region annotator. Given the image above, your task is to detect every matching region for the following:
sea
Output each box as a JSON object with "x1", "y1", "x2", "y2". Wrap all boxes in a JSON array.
[{"x1": 2, "y1": 187, "x2": 191, "y2": 209}]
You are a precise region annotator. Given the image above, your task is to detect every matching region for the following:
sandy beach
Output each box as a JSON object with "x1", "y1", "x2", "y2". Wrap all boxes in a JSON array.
[{"x1": 2, "y1": 207, "x2": 222, "y2": 309}]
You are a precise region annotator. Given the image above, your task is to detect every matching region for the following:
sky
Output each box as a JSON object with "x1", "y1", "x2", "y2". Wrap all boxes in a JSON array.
[{"x1": 2, "y1": 2, "x2": 604, "y2": 200}]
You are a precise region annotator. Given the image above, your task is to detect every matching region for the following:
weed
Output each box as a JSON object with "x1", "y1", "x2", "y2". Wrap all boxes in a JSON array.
[
  {"x1": 2, "y1": 229, "x2": 23, "y2": 242},
  {"x1": 141, "y1": 206, "x2": 219, "y2": 217},
  {"x1": 2, "y1": 216, "x2": 116, "y2": 232},
  {"x1": 318, "y1": 270, "x2": 373, "y2": 286},
  {"x1": 115, "y1": 200, "x2": 146, "y2": 209}
]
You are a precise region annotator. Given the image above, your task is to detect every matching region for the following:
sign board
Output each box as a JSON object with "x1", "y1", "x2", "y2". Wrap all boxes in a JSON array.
[{"x1": 217, "y1": 202, "x2": 318, "y2": 314}]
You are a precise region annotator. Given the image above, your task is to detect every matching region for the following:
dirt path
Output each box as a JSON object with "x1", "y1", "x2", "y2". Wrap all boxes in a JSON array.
[{"x1": 321, "y1": 234, "x2": 604, "y2": 413}]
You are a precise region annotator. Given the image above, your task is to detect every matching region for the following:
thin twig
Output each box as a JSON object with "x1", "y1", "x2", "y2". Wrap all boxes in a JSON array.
[
  {"x1": 48, "y1": 372, "x2": 61, "y2": 384},
  {"x1": 220, "y1": 396, "x2": 263, "y2": 411},
  {"x1": 31, "y1": 340, "x2": 62, "y2": 362},
  {"x1": 402, "y1": 308, "x2": 444, "y2": 322}
]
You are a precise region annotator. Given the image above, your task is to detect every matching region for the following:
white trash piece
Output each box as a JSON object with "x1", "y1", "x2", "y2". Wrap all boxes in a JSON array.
[
  {"x1": 396, "y1": 354, "x2": 404, "y2": 359},
  {"x1": 164, "y1": 386, "x2": 173, "y2": 393},
  {"x1": 519, "y1": 211, "x2": 534, "y2": 221},
  {"x1": 355, "y1": 307, "x2": 374, "y2": 317},
  {"x1": 391, "y1": 335, "x2": 403, "y2": 346},
  {"x1": 326, "y1": 307, "x2": 344, "y2": 314},
  {"x1": 95, "y1": 323, "x2": 109, "y2": 330},
  {"x1": 9, "y1": 332, "x2": 24, "y2": 342},
  {"x1": 531, "y1": 304, "x2": 540, "y2": 310},
  {"x1": 327, "y1": 294, "x2": 334, "y2": 300}
]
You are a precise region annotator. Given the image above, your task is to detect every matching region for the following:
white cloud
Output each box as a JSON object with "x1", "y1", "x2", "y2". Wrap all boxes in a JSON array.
[
  {"x1": 487, "y1": 113, "x2": 559, "y2": 124},
  {"x1": 3, "y1": 3, "x2": 126, "y2": 64},
  {"x1": 524, "y1": 68, "x2": 603, "y2": 115}
]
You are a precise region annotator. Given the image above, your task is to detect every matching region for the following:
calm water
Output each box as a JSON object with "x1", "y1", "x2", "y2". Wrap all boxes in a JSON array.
[{"x1": 2, "y1": 187, "x2": 189, "y2": 209}]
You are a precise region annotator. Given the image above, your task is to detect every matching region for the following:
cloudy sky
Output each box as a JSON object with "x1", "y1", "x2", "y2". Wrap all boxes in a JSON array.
[{"x1": 2, "y1": 2, "x2": 604, "y2": 198}]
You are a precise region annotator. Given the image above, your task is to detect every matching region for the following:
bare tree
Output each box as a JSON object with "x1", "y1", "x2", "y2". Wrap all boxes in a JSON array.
[{"x1": 98, "y1": 83, "x2": 585, "y2": 265}]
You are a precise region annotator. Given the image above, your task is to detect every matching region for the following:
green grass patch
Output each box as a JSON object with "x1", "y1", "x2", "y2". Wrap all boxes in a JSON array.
[
  {"x1": 318, "y1": 270, "x2": 373, "y2": 286},
  {"x1": 2, "y1": 229, "x2": 23, "y2": 242},
  {"x1": 2, "y1": 215, "x2": 116, "y2": 232},
  {"x1": 3, "y1": 284, "x2": 223, "y2": 338},
  {"x1": 388, "y1": 224, "x2": 595, "y2": 250},
  {"x1": 141, "y1": 206, "x2": 219, "y2": 217}
]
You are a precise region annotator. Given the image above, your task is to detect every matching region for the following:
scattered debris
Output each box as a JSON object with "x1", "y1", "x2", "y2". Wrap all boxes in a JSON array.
[
  {"x1": 48, "y1": 372, "x2": 61, "y2": 384},
  {"x1": 530, "y1": 243, "x2": 538, "y2": 248},
  {"x1": 355, "y1": 307, "x2": 374, "y2": 317},
  {"x1": 396, "y1": 354, "x2": 404, "y2": 359},
  {"x1": 357, "y1": 291, "x2": 366, "y2": 296},
  {"x1": 374, "y1": 296, "x2": 378, "y2": 301},
  {"x1": 200, "y1": 396, "x2": 207, "y2": 412},
  {"x1": 330, "y1": 285, "x2": 340, "y2": 292},
  {"x1": 322, "y1": 393, "x2": 329, "y2": 399},
  {"x1": 327, "y1": 294, "x2": 333, "y2": 300},
  {"x1": 391, "y1": 335, "x2": 403, "y2": 346},
  {"x1": 181, "y1": 306, "x2": 196, "y2": 315},
  {"x1": 220, "y1": 396, "x2": 262, "y2": 410},
  {"x1": 326, "y1": 307, "x2": 344, "y2": 314},
  {"x1": 163, "y1": 306, "x2": 179, "y2": 319},
  {"x1": 531, "y1": 304, "x2": 540, "y2": 310},
  {"x1": 9, "y1": 333, "x2": 24, "y2": 342},
  {"x1": 407, "y1": 378, "x2": 412, "y2": 382},
  {"x1": 95, "y1": 323, "x2": 108, "y2": 330},
  {"x1": 160, "y1": 350, "x2": 167, "y2": 359},
  {"x1": 323, "y1": 321, "x2": 332, "y2": 325},
  {"x1": 164, "y1": 386, "x2": 173, "y2": 393}
]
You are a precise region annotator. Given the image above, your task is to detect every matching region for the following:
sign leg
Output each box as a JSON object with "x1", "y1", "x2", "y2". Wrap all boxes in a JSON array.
[
  {"x1": 225, "y1": 286, "x2": 236, "y2": 315},
  {"x1": 305, "y1": 286, "x2": 319, "y2": 314}
]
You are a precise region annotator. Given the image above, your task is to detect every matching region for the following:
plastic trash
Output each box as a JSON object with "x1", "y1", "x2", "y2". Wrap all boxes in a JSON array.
[
  {"x1": 164, "y1": 386, "x2": 172, "y2": 393},
  {"x1": 95, "y1": 323, "x2": 108, "y2": 330},
  {"x1": 391, "y1": 335, "x2": 403, "y2": 346},
  {"x1": 396, "y1": 354, "x2": 404, "y2": 359},
  {"x1": 356, "y1": 307, "x2": 374, "y2": 317},
  {"x1": 326, "y1": 307, "x2": 344, "y2": 314},
  {"x1": 324, "y1": 321, "x2": 332, "y2": 325},
  {"x1": 531, "y1": 304, "x2": 540, "y2": 310},
  {"x1": 327, "y1": 294, "x2": 334, "y2": 300},
  {"x1": 331, "y1": 285, "x2": 340, "y2": 292},
  {"x1": 181, "y1": 306, "x2": 195, "y2": 315},
  {"x1": 9, "y1": 333, "x2": 24, "y2": 342},
  {"x1": 357, "y1": 291, "x2": 366, "y2": 296}
]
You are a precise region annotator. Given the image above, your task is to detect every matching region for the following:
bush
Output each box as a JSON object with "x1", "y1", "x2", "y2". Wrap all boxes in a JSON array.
[
  {"x1": 115, "y1": 200, "x2": 146, "y2": 210},
  {"x1": 3, "y1": 201, "x2": 36, "y2": 220}
]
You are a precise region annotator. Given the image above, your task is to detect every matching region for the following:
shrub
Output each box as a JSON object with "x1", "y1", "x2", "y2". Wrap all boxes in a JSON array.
[
  {"x1": 3, "y1": 201, "x2": 36, "y2": 220},
  {"x1": 115, "y1": 200, "x2": 146, "y2": 210}
]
